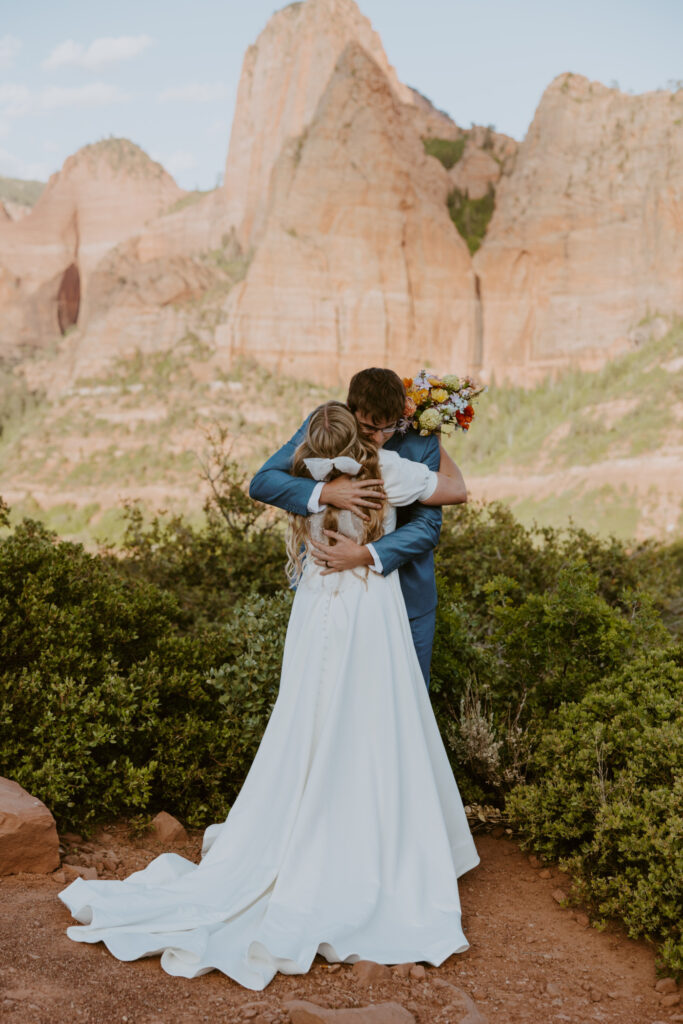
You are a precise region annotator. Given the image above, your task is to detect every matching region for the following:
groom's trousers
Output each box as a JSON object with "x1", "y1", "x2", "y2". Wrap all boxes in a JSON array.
[{"x1": 409, "y1": 608, "x2": 436, "y2": 691}]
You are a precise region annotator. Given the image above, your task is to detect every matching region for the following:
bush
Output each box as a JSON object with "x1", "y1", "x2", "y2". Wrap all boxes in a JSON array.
[
  {"x1": 430, "y1": 503, "x2": 672, "y2": 795},
  {"x1": 423, "y1": 136, "x2": 465, "y2": 170},
  {"x1": 0, "y1": 513, "x2": 290, "y2": 831},
  {"x1": 1, "y1": 489, "x2": 679, "y2": 971},
  {"x1": 447, "y1": 184, "x2": 495, "y2": 253},
  {"x1": 506, "y1": 648, "x2": 682, "y2": 973},
  {"x1": 109, "y1": 447, "x2": 286, "y2": 625}
]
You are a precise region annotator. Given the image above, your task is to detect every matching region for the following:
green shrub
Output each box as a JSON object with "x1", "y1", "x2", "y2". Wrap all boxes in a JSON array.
[
  {"x1": 0, "y1": 512, "x2": 290, "y2": 831},
  {"x1": 506, "y1": 648, "x2": 682, "y2": 973},
  {"x1": 109, "y1": 446, "x2": 286, "y2": 624},
  {"x1": 436, "y1": 503, "x2": 681, "y2": 635},
  {"x1": 423, "y1": 136, "x2": 466, "y2": 169},
  {"x1": 1, "y1": 486, "x2": 679, "y2": 972},
  {"x1": 431, "y1": 502, "x2": 675, "y2": 798},
  {"x1": 447, "y1": 184, "x2": 495, "y2": 253}
]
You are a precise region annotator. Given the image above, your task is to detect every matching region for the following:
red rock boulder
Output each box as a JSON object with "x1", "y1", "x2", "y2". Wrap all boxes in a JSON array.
[{"x1": 0, "y1": 777, "x2": 60, "y2": 875}]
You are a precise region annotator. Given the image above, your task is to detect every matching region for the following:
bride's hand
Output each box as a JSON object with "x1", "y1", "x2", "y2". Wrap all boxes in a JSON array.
[
  {"x1": 309, "y1": 531, "x2": 374, "y2": 574},
  {"x1": 320, "y1": 475, "x2": 385, "y2": 522}
]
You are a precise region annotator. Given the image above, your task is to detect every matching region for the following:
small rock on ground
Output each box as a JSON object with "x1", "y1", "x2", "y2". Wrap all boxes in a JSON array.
[
  {"x1": 284, "y1": 999, "x2": 415, "y2": 1023},
  {"x1": 149, "y1": 811, "x2": 188, "y2": 843},
  {"x1": 351, "y1": 960, "x2": 392, "y2": 985},
  {"x1": 655, "y1": 978, "x2": 678, "y2": 995}
]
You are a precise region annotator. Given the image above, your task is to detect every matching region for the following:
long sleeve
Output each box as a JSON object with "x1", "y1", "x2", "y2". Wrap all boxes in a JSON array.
[
  {"x1": 249, "y1": 417, "x2": 317, "y2": 517},
  {"x1": 371, "y1": 436, "x2": 442, "y2": 578}
]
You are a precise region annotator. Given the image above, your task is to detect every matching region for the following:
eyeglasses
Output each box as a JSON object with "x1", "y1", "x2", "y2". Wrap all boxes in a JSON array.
[{"x1": 356, "y1": 419, "x2": 399, "y2": 437}]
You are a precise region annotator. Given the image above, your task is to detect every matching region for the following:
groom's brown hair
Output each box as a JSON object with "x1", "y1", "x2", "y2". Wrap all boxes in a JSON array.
[{"x1": 347, "y1": 368, "x2": 405, "y2": 424}]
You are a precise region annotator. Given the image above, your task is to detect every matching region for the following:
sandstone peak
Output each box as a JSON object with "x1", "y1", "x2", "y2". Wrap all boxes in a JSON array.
[
  {"x1": 58, "y1": 137, "x2": 172, "y2": 184},
  {"x1": 223, "y1": 0, "x2": 415, "y2": 247},
  {"x1": 546, "y1": 71, "x2": 613, "y2": 99},
  {"x1": 0, "y1": 137, "x2": 183, "y2": 357},
  {"x1": 475, "y1": 72, "x2": 683, "y2": 380},
  {"x1": 218, "y1": 39, "x2": 476, "y2": 384}
]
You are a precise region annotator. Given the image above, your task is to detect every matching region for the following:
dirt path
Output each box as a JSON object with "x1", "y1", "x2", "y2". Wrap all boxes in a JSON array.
[{"x1": 0, "y1": 826, "x2": 678, "y2": 1024}]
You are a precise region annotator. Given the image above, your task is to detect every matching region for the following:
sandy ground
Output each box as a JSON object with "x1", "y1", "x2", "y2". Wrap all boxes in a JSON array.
[{"x1": 1, "y1": 826, "x2": 679, "y2": 1024}]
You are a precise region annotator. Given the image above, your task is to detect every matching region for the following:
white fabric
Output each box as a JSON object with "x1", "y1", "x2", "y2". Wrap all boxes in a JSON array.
[
  {"x1": 307, "y1": 481, "x2": 326, "y2": 514},
  {"x1": 377, "y1": 448, "x2": 438, "y2": 507},
  {"x1": 366, "y1": 542, "x2": 383, "y2": 573},
  {"x1": 303, "y1": 455, "x2": 363, "y2": 480},
  {"x1": 58, "y1": 447, "x2": 478, "y2": 990}
]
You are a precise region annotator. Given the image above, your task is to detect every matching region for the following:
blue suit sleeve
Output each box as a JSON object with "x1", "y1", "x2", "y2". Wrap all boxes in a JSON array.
[
  {"x1": 248, "y1": 416, "x2": 317, "y2": 517},
  {"x1": 371, "y1": 435, "x2": 442, "y2": 577}
]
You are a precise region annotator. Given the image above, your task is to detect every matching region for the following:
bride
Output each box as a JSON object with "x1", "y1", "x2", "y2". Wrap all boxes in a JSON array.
[{"x1": 58, "y1": 400, "x2": 479, "y2": 991}]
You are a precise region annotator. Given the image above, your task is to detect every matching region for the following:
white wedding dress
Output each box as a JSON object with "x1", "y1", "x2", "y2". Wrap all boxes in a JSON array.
[{"x1": 59, "y1": 448, "x2": 479, "y2": 990}]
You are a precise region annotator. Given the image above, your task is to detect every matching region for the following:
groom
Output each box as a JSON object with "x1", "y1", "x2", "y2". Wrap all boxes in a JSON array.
[{"x1": 249, "y1": 367, "x2": 453, "y2": 689}]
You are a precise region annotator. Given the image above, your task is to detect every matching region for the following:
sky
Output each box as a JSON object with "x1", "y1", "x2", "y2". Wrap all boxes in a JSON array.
[{"x1": 1, "y1": 0, "x2": 682, "y2": 191}]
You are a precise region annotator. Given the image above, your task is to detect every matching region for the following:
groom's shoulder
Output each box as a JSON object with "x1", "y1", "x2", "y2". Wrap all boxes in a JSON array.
[{"x1": 392, "y1": 429, "x2": 437, "y2": 461}]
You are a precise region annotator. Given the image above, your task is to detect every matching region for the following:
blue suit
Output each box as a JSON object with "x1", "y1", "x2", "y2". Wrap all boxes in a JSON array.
[{"x1": 249, "y1": 417, "x2": 441, "y2": 688}]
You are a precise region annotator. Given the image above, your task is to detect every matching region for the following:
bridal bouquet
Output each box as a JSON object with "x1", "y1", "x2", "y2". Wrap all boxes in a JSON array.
[{"x1": 402, "y1": 370, "x2": 486, "y2": 436}]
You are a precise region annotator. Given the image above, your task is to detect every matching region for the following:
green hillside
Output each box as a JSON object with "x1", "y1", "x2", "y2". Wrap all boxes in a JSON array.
[{"x1": 0, "y1": 322, "x2": 681, "y2": 545}]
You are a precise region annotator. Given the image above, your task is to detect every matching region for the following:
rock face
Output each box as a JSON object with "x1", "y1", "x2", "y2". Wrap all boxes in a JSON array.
[
  {"x1": 448, "y1": 125, "x2": 517, "y2": 200},
  {"x1": 223, "y1": 0, "x2": 416, "y2": 248},
  {"x1": 474, "y1": 73, "x2": 683, "y2": 382},
  {"x1": 0, "y1": 777, "x2": 60, "y2": 875},
  {"x1": 0, "y1": 139, "x2": 183, "y2": 356},
  {"x1": 3, "y1": 6, "x2": 680, "y2": 393},
  {"x1": 217, "y1": 44, "x2": 477, "y2": 385}
]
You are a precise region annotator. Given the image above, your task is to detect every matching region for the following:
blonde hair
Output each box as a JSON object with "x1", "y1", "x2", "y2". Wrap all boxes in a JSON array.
[{"x1": 286, "y1": 401, "x2": 385, "y2": 583}]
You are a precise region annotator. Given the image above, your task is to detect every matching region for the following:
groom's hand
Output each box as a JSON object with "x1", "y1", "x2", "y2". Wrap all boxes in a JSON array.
[
  {"x1": 320, "y1": 476, "x2": 385, "y2": 522},
  {"x1": 309, "y1": 531, "x2": 374, "y2": 574}
]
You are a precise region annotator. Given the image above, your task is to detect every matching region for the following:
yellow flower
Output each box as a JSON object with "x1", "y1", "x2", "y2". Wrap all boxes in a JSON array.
[
  {"x1": 442, "y1": 374, "x2": 461, "y2": 390},
  {"x1": 431, "y1": 388, "x2": 449, "y2": 404},
  {"x1": 413, "y1": 388, "x2": 430, "y2": 404}
]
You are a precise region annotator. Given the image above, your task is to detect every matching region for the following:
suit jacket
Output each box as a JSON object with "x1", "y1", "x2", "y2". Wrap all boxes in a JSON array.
[{"x1": 249, "y1": 417, "x2": 442, "y2": 618}]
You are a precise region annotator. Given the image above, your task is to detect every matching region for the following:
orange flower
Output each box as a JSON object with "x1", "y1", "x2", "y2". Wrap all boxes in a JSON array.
[
  {"x1": 404, "y1": 396, "x2": 417, "y2": 417},
  {"x1": 403, "y1": 377, "x2": 413, "y2": 390}
]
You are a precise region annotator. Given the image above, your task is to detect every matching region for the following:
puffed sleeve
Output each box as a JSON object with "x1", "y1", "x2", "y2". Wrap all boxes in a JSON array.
[{"x1": 378, "y1": 449, "x2": 438, "y2": 507}]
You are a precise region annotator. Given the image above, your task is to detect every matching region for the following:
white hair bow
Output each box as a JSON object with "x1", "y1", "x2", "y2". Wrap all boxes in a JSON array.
[{"x1": 303, "y1": 456, "x2": 363, "y2": 481}]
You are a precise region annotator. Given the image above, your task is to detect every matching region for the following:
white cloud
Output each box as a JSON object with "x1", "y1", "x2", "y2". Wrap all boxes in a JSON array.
[
  {"x1": 0, "y1": 84, "x2": 31, "y2": 118},
  {"x1": 0, "y1": 146, "x2": 50, "y2": 181},
  {"x1": 0, "y1": 35, "x2": 21, "y2": 69},
  {"x1": 40, "y1": 83, "x2": 130, "y2": 110},
  {"x1": 0, "y1": 82, "x2": 130, "y2": 121},
  {"x1": 158, "y1": 82, "x2": 228, "y2": 103},
  {"x1": 43, "y1": 35, "x2": 153, "y2": 71}
]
